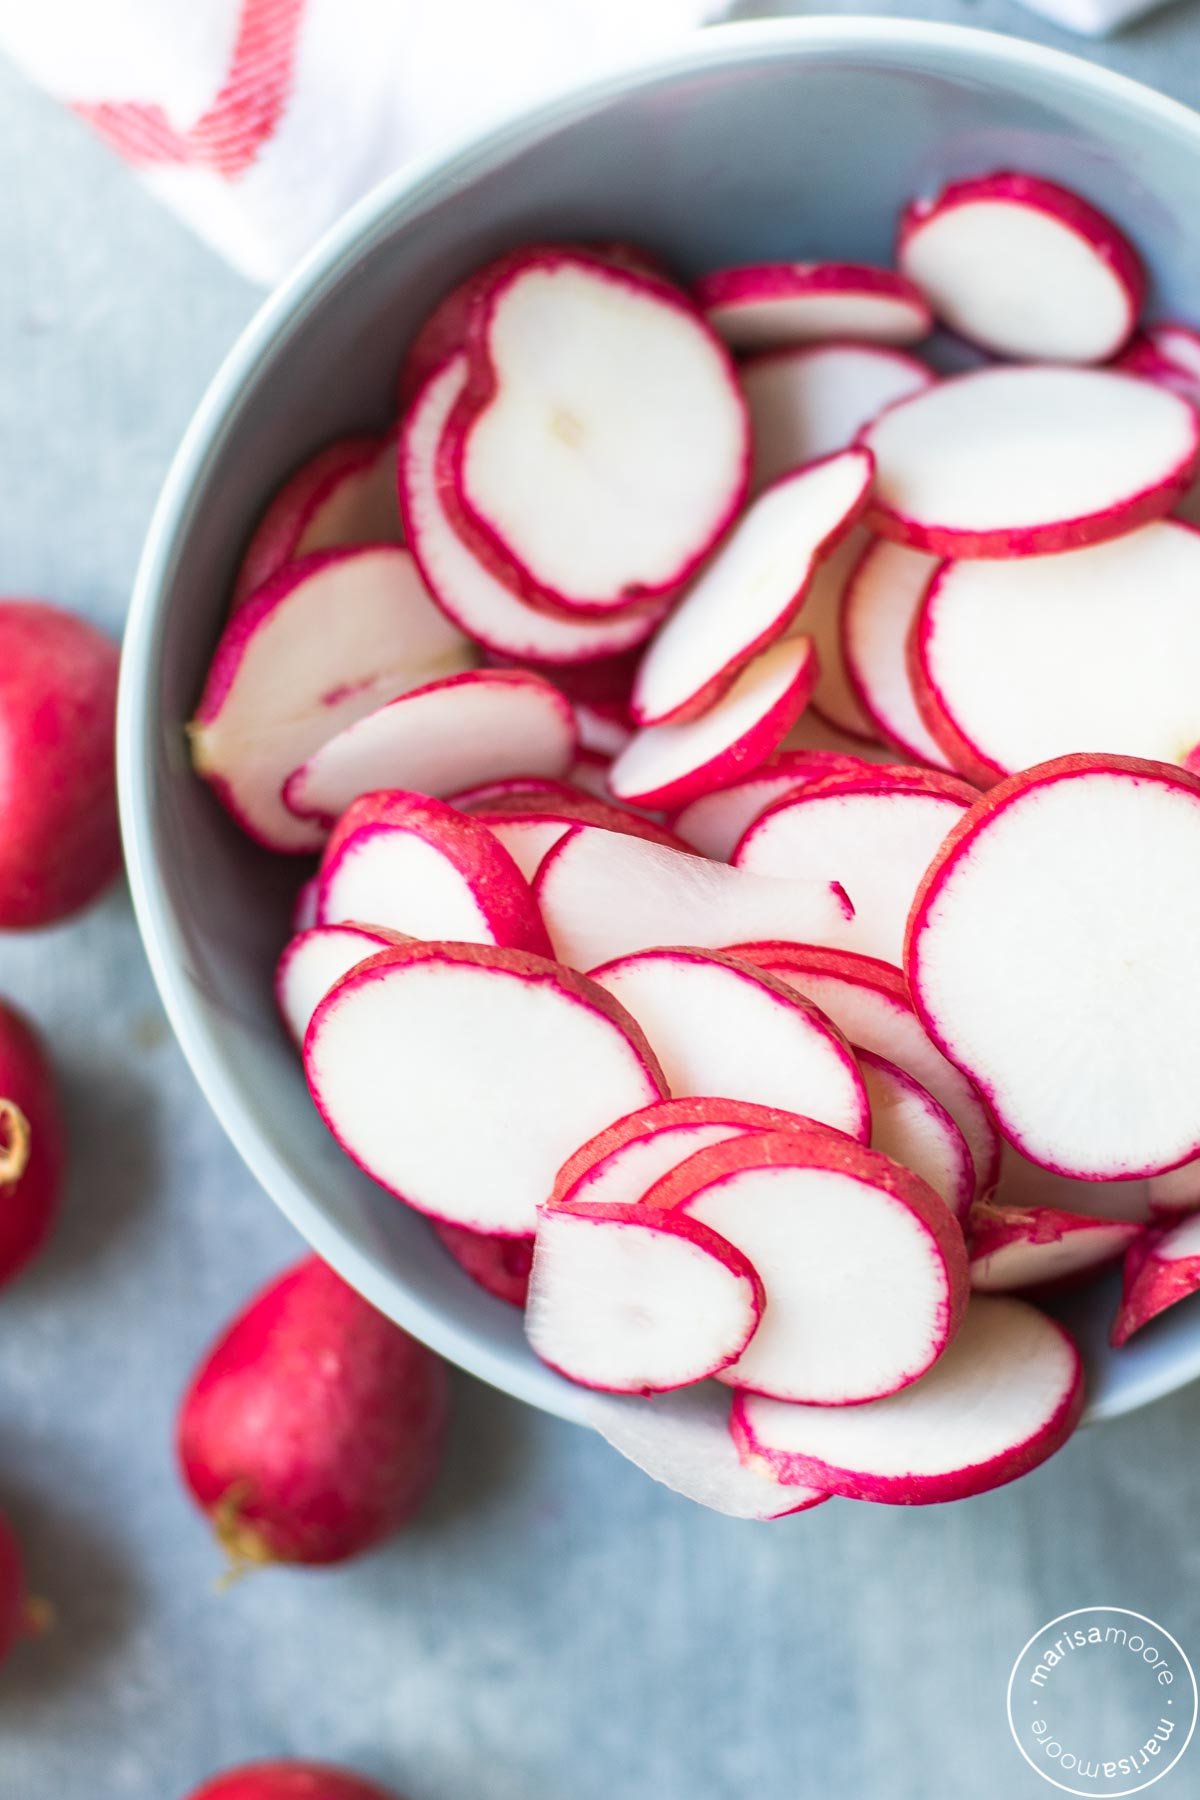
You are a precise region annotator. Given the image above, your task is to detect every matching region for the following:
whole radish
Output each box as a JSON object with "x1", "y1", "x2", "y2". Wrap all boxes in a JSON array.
[
  {"x1": 0, "y1": 601, "x2": 121, "y2": 928},
  {"x1": 177, "y1": 1257, "x2": 449, "y2": 1568},
  {"x1": 0, "y1": 1508, "x2": 47, "y2": 1667},
  {"x1": 0, "y1": 1000, "x2": 66, "y2": 1287},
  {"x1": 188, "y1": 1763, "x2": 400, "y2": 1800}
]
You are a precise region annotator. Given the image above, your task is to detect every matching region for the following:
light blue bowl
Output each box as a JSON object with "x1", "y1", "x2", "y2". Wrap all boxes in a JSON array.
[{"x1": 118, "y1": 18, "x2": 1200, "y2": 1430}]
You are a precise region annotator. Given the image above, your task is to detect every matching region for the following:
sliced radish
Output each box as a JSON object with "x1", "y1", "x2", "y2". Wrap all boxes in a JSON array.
[
  {"x1": 1148, "y1": 1159, "x2": 1200, "y2": 1221},
  {"x1": 189, "y1": 547, "x2": 475, "y2": 853},
  {"x1": 732, "y1": 1296, "x2": 1083, "y2": 1502},
  {"x1": 610, "y1": 638, "x2": 818, "y2": 811},
  {"x1": 471, "y1": 814, "x2": 572, "y2": 881},
  {"x1": 907, "y1": 754, "x2": 1200, "y2": 1180},
  {"x1": 670, "y1": 750, "x2": 866, "y2": 861},
  {"x1": 534, "y1": 827, "x2": 858, "y2": 971},
  {"x1": 304, "y1": 941, "x2": 665, "y2": 1235},
  {"x1": 858, "y1": 1050, "x2": 972, "y2": 1224},
  {"x1": 791, "y1": 526, "x2": 878, "y2": 741},
  {"x1": 734, "y1": 768, "x2": 975, "y2": 965},
  {"x1": 442, "y1": 251, "x2": 749, "y2": 615},
  {"x1": 526, "y1": 1202, "x2": 763, "y2": 1393},
  {"x1": 456, "y1": 783, "x2": 685, "y2": 850},
  {"x1": 430, "y1": 1220, "x2": 533, "y2": 1308},
  {"x1": 898, "y1": 173, "x2": 1143, "y2": 364},
  {"x1": 315, "y1": 790, "x2": 552, "y2": 954},
  {"x1": 588, "y1": 949, "x2": 869, "y2": 1141},
  {"x1": 1144, "y1": 322, "x2": 1200, "y2": 384},
  {"x1": 861, "y1": 366, "x2": 1198, "y2": 558},
  {"x1": 969, "y1": 1201, "x2": 1141, "y2": 1293},
  {"x1": 696, "y1": 264, "x2": 932, "y2": 350},
  {"x1": 646, "y1": 1127, "x2": 967, "y2": 1404},
  {"x1": 276, "y1": 923, "x2": 404, "y2": 1045},
  {"x1": 991, "y1": 1144, "x2": 1149, "y2": 1224},
  {"x1": 912, "y1": 522, "x2": 1200, "y2": 784},
  {"x1": 630, "y1": 450, "x2": 873, "y2": 726},
  {"x1": 283, "y1": 668, "x2": 576, "y2": 828},
  {"x1": 741, "y1": 343, "x2": 934, "y2": 494},
  {"x1": 398, "y1": 355, "x2": 665, "y2": 664},
  {"x1": 841, "y1": 538, "x2": 952, "y2": 769},
  {"x1": 1111, "y1": 1216, "x2": 1200, "y2": 1345}
]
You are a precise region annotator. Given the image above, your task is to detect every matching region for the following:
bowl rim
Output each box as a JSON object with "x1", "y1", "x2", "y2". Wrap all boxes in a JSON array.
[{"x1": 118, "y1": 15, "x2": 1200, "y2": 1429}]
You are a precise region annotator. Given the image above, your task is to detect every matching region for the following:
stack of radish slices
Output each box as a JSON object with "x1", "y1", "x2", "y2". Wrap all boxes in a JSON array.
[{"x1": 190, "y1": 172, "x2": 1200, "y2": 1516}]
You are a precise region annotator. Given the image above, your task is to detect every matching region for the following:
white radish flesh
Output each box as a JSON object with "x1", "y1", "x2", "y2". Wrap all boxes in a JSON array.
[
  {"x1": 968, "y1": 1202, "x2": 1142, "y2": 1293},
  {"x1": 859, "y1": 1049, "x2": 972, "y2": 1224},
  {"x1": 670, "y1": 751, "x2": 866, "y2": 861},
  {"x1": 696, "y1": 263, "x2": 932, "y2": 350},
  {"x1": 841, "y1": 539, "x2": 951, "y2": 769},
  {"x1": 275, "y1": 924, "x2": 402, "y2": 1045},
  {"x1": 741, "y1": 343, "x2": 934, "y2": 494},
  {"x1": 473, "y1": 814, "x2": 572, "y2": 881}
]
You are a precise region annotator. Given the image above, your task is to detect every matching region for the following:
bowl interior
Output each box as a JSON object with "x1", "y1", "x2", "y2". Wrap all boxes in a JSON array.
[{"x1": 120, "y1": 20, "x2": 1200, "y2": 1427}]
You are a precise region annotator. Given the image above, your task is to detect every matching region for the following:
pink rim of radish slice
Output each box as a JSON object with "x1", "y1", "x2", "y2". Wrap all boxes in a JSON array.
[
  {"x1": 644, "y1": 1126, "x2": 967, "y2": 1404},
  {"x1": 533, "y1": 826, "x2": 858, "y2": 971},
  {"x1": 630, "y1": 449, "x2": 873, "y2": 726},
  {"x1": 587, "y1": 949, "x2": 870, "y2": 1141},
  {"x1": 840, "y1": 538, "x2": 953, "y2": 770},
  {"x1": 275, "y1": 923, "x2": 406, "y2": 1045},
  {"x1": 732, "y1": 1295, "x2": 1083, "y2": 1502},
  {"x1": 897, "y1": 172, "x2": 1143, "y2": 365},
  {"x1": 610, "y1": 638, "x2": 819, "y2": 811},
  {"x1": 858, "y1": 1049, "x2": 972, "y2": 1224},
  {"x1": 906, "y1": 754, "x2": 1200, "y2": 1181},
  {"x1": 734, "y1": 767, "x2": 977, "y2": 966},
  {"x1": 315, "y1": 790, "x2": 553, "y2": 954},
  {"x1": 669, "y1": 749, "x2": 868, "y2": 861},
  {"x1": 283, "y1": 667, "x2": 576, "y2": 829},
  {"x1": 398, "y1": 354, "x2": 666, "y2": 664},
  {"x1": 1148, "y1": 1158, "x2": 1200, "y2": 1221},
  {"x1": 456, "y1": 782, "x2": 686, "y2": 850},
  {"x1": 990, "y1": 1144, "x2": 1150, "y2": 1225},
  {"x1": 440, "y1": 251, "x2": 750, "y2": 616},
  {"x1": 429, "y1": 1220, "x2": 533, "y2": 1308},
  {"x1": 911, "y1": 522, "x2": 1200, "y2": 785},
  {"x1": 968, "y1": 1201, "x2": 1142, "y2": 1294},
  {"x1": 1111, "y1": 1215, "x2": 1200, "y2": 1345},
  {"x1": 729, "y1": 942, "x2": 1000, "y2": 1201},
  {"x1": 741, "y1": 343, "x2": 935, "y2": 495},
  {"x1": 695, "y1": 263, "x2": 932, "y2": 351},
  {"x1": 189, "y1": 546, "x2": 476, "y2": 853},
  {"x1": 859, "y1": 366, "x2": 1199, "y2": 559},
  {"x1": 790, "y1": 525, "x2": 878, "y2": 742},
  {"x1": 304, "y1": 941, "x2": 666, "y2": 1235}
]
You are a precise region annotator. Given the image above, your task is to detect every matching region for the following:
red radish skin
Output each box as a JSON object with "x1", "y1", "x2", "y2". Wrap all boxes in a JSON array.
[
  {"x1": 669, "y1": 750, "x2": 868, "y2": 861},
  {"x1": 177, "y1": 1256, "x2": 449, "y2": 1568},
  {"x1": 0, "y1": 1000, "x2": 66, "y2": 1288},
  {"x1": 430, "y1": 1220, "x2": 533, "y2": 1307},
  {"x1": 0, "y1": 601, "x2": 121, "y2": 926},
  {"x1": 741, "y1": 342, "x2": 934, "y2": 495},
  {"x1": 696, "y1": 263, "x2": 932, "y2": 350},
  {"x1": 457, "y1": 786, "x2": 687, "y2": 851},
  {"x1": 968, "y1": 1202, "x2": 1143, "y2": 1293},
  {"x1": 0, "y1": 1509, "x2": 46, "y2": 1668},
  {"x1": 188, "y1": 1761, "x2": 401, "y2": 1800},
  {"x1": 1111, "y1": 1217, "x2": 1200, "y2": 1345}
]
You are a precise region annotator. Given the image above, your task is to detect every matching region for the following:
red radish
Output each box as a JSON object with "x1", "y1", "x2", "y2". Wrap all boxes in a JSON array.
[
  {"x1": 276, "y1": 924, "x2": 405, "y2": 1045},
  {"x1": 732, "y1": 1296, "x2": 1083, "y2": 1503},
  {"x1": 430, "y1": 1220, "x2": 533, "y2": 1308},
  {"x1": 669, "y1": 750, "x2": 867, "y2": 861},
  {"x1": 0, "y1": 1509, "x2": 45, "y2": 1668},
  {"x1": 990, "y1": 1143, "x2": 1150, "y2": 1224},
  {"x1": 304, "y1": 941, "x2": 665, "y2": 1235},
  {"x1": 630, "y1": 450, "x2": 873, "y2": 726},
  {"x1": 841, "y1": 538, "x2": 952, "y2": 769},
  {"x1": 858, "y1": 1049, "x2": 972, "y2": 1224},
  {"x1": 741, "y1": 343, "x2": 934, "y2": 494},
  {"x1": 1148, "y1": 1159, "x2": 1200, "y2": 1221},
  {"x1": 1111, "y1": 1216, "x2": 1200, "y2": 1345},
  {"x1": 734, "y1": 767, "x2": 976, "y2": 965},
  {"x1": 588, "y1": 948, "x2": 869, "y2": 1141},
  {"x1": 189, "y1": 548, "x2": 475, "y2": 853},
  {"x1": 231, "y1": 432, "x2": 401, "y2": 608},
  {"x1": 646, "y1": 1127, "x2": 968, "y2": 1404},
  {"x1": 399, "y1": 355, "x2": 666, "y2": 664},
  {"x1": 314, "y1": 790, "x2": 552, "y2": 954},
  {"x1": 526, "y1": 1200, "x2": 764, "y2": 1393},
  {"x1": 0, "y1": 601, "x2": 121, "y2": 926},
  {"x1": 695, "y1": 263, "x2": 932, "y2": 350},
  {"x1": 471, "y1": 813, "x2": 573, "y2": 881},
  {"x1": 911, "y1": 522, "x2": 1200, "y2": 784},
  {"x1": 533, "y1": 826, "x2": 858, "y2": 971},
  {"x1": 860, "y1": 366, "x2": 1198, "y2": 558},
  {"x1": 188, "y1": 1764, "x2": 399, "y2": 1800},
  {"x1": 968, "y1": 1201, "x2": 1141, "y2": 1293},
  {"x1": 283, "y1": 668, "x2": 576, "y2": 828},
  {"x1": 0, "y1": 1000, "x2": 66, "y2": 1288},
  {"x1": 609, "y1": 637, "x2": 819, "y2": 811},
  {"x1": 177, "y1": 1256, "x2": 449, "y2": 1567},
  {"x1": 789, "y1": 526, "x2": 878, "y2": 741},
  {"x1": 906, "y1": 754, "x2": 1200, "y2": 1180},
  {"x1": 898, "y1": 173, "x2": 1143, "y2": 364},
  {"x1": 440, "y1": 251, "x2": 749, "y2": 616},
  {"x1": 291, "y1": 875, "x2": 319, "y2": 933}
]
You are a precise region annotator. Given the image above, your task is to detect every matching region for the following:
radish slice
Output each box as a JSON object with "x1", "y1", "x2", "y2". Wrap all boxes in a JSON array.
[
  {"x1": 861, "y1": 366, "x2": 1198, "y2": 558},
  {"x1": 283, "y1": 668, "x2": 576, "y2": 828},
  {"x1": 610, "y1": 638, "x2": 818, "y2": 811},
  {"x1": 630, "y1": 451, "x2": 873, "y2": 726},
  {"x1": 742, "y1": 344, "x2": 934, "y2": 494},
  {"x1": 275, "y1": 923, "x2": 404, "y2": 1045},
  {"x1": 907, "y1": 754, "x2": 1200, "y2": 1180},
  {"x1": 189, "y1": 547, "x2": 476, "y2": 854},
  {"x1": 588, "y1": 949, "x2": 869, "y2": 1141},
  {"x1": 1145, "y1": 323, "x2": 1200, "y2": 384},
  {"x1": 304, "y1": 942, "x2": 666, "y2": 1235},
  {"x1": 898, "y1": 173, "x2": 1143, "y2": 365},
  {"x1": 399, "y1": 355, "x2": 665, "y2": 664},
  {"x1": 527, "y1": 1202, "x2": 764, "y2": 1393},
  {"x1": 647, "y1": 1128, "x2": 967, "y2": 1404},
  {"x1": 472, "y1": 814, "x2": 573, "y2": 881},
  {"x1": 455, "y1": 782, "x2": 685, "y2": 850},
  {"x1": 730, "y1": 943, "x2": 1000, "y2": 1200},
  {"x1": 912, "y1": 522, "x2": 1200, "y2": 784},
  {"x1": 1148, "y1": 1159, "x2": 1200, "y2": 1221},
  {"x1": 443, "y1": 252, "x2": 749, "y2": 615},
  {"x1": 969, "y1": 1202, "x2": 1141, "y2": 1293},
  {"x1": 430, "y1": 1220, "x2": 533, "y2": 1308},
  {"x1": 841, "y1": 539, "x2": 952, "y2": 769},
  {"x1": 696, "y1": 264, "x2": 932, "y2": 350},
  {"x1": 534, "y1": 827, "x2": 858, "y2": 971},
  {"x1": 858, "y1": 1050, "x2": 972, "y2": 1224},
  {"x1": 732, "y1": 1296, "x2": 1083, "y2": 1502},
  {"x1": 791, "y1": 526, "x2": 878, "y2": 741},
  {"x1": 734, "y1": 769, "x2": 976, "y2": 965},
  {"x1": 670, "y1": 750, "x2": 867, "y2": 861},
  {"x1": 1111, "y1": 1216, "x2": 1200, "y2": 1345},
  {"x1": 315, "y1": 791, "x2": 552, "y2": 955},
  {"x1": 991, "y1": 1144, "x2": 1150, "y2": 1224}
]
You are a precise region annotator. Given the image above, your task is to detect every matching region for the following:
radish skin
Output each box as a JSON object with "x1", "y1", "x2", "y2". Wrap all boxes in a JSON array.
[
  {"x1": 0, "y1": 1001, "x2": 66, "y2": 1288},
  {"x1": 188, "y1": 1762, "x2": 401, "y2": 1800},
  {"x1": 430, "y1": 1221, "x2": 533, "y2": 1307}
]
